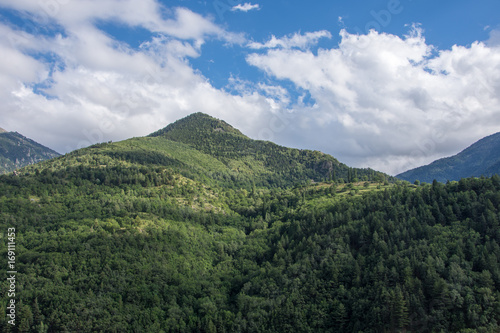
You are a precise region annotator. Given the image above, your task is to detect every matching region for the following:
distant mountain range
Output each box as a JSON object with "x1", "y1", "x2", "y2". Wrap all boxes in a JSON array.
[
  {"x1": 4, "y1": 117, "x2": 499, "y2": 185},
  {"x1": 0, "y1": 129, "x2": 60, "y2": 174},
  {"x1": 397, "y1": 132, "x2": 500, "y2": 183},
  {"x1": 0, "y1": 114, "x2": 389, "y2": 182}
]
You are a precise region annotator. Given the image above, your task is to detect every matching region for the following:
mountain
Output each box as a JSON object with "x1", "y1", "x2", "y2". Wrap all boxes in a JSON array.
[
  {"x1": 397, "y1": 132, "x2": 500, "y2": 183},
  {"x1": 147, "y1": 112, "x2": 388, "y2": 187},
  {"x1": 1, "y1": 113, "x2": 500, "y2": 332},
  {"x1": 13, "y1": 112, "x2": 390, "y2": 193},
  {"x1": 0, "y1": 130, "x2": 60, "y2": 174},
  {"x1": 149, "y1": 112, "x2": 247, "y2": 140}
]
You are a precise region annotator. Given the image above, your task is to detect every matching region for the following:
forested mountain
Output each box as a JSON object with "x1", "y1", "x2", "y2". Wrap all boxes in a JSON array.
[
  {"x1": 397, "y1": 132, "x2": 500, "y2": 183},
  {"x1": 0, "y1": 130, "x2": 60, "y2": 174},
  {"x1": 1, "y1": 113, "x2": 500, "y2": 332},
  {"x1": 147, "y1": 112, "x2": 388, "y2": 187}
]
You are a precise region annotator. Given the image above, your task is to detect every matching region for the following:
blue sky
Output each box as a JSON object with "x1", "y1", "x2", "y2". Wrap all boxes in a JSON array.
[
  {"x1": 191, "y1": 0, "x2": 500, "y2": 88},
  {"x1": 0, "y1": 0, "x2": 499, "y2": 175}
]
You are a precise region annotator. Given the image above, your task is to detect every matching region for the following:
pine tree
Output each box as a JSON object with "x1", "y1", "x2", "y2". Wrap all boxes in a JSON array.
[
  {"x1": 18, "y1": 305, "x2": 33, "y2": 333},
  {"x1": 332, "y1": 299, "x2": 347, "y2": 330},
  {"x1": 393, "y1": 286, "x2": 409, "y2": 330}
]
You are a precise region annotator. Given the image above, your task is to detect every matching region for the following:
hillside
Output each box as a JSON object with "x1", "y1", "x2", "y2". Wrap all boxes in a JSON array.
[
  {"x1": 397, "y1": 132, "x2": 500, "y2": 183},
  {"x1": 0, "y1": 130, "x2": 60, "y2": 174},
  {"x1": 22, "y1": 113, "x2": 387, "y2": 191},
  {"x1": 0, "y1": 113, "x2": 499, "y2": 332},
  {"x1": 148, "y1": 112, "x2": 388, "y2": 187}
]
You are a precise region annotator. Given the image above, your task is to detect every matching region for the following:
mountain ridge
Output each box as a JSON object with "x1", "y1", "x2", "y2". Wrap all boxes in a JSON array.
[
  {"x1": 0, "y1": 130, "x2": 61, "y2": 174},
  {"x1": 28, "y1": 112, "x2": 389, "y2": 189},
  {"x1": 397, "y1": 131, "x2": 500, "y2": 183},
  {"x1": 146, "y1": 112, "x2": 390, "y2": 186}
]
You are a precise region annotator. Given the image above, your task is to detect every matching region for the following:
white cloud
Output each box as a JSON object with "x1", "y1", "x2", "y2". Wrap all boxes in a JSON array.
[
  {"x1": 248, "y1": 30, "x2": 332, "y2": 50},
  {"x1": 247, "y1": 27, "x2": 500, "y2": 174},
  {"x1": 487, "y1": 29, "x2": 500, "y2": 46},
  {"x1": 0, "y1": 1, "x2": 244, "y2": 45},
  {"x1": 0, "y1": 2, "x2": 258, "y2": 154},
  {"x1": 231, "y1": 3, "x2": 260, "y2": 12}
]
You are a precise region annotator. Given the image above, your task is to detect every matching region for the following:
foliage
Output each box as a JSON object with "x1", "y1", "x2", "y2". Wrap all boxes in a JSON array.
[
  {"x1": 148, "y1": 112, "x2": 389, "y2": 187},
  {"x1": 0, "y1": 114, "x2": 499, "y2": 332}
]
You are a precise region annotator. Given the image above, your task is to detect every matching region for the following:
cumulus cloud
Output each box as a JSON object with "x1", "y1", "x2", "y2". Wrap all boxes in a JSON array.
[
  {"x1": 0, "y1": 1, "x2": 260, "y2": 154},
  {"x1": 0, "y1": 1, "x2": 244, "y2": 45},
  {"x1": 247, "y1": 30, "x2": 332, "y2": 50},
  {"x1": 247, "y1": 27, "x2": 500, "y2": 174},
  {"x1": 231, "y1": 3, "x2": 261, "y2": 12}
]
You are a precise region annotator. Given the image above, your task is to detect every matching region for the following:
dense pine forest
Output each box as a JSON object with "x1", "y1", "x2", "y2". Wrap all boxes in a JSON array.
[{"x1": 1, "y1": 113, "x2": 500, "y2": 332}]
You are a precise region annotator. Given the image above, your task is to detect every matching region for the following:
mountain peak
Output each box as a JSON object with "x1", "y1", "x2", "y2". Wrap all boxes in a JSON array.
[
  {"x1": 0, "y1": 127, "x2": 7, "y2": 134},
  {"x1": 149, "y1": 112, "x2": 247, "y2": 141}
]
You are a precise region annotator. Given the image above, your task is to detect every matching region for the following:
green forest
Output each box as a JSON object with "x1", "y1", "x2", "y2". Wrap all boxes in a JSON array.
[{"x1": 1, "y1": 113, "x2": 500, "y2": 332}]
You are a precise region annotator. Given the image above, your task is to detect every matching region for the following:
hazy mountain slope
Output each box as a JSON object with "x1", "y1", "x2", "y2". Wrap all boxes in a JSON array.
[
  {"x1": 0, "y1": 130, "x2": 60, "y2": 174},
  {"x1": 397, "y1": 132, "x2": 500, "y2": 183}
]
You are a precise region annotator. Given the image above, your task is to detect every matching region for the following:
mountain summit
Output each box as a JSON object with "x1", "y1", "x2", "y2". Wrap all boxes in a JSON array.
[
  {"x1": 397, "y1": 132, "x2": 500, "y2": 183},
  {"x1": 146, "y1": 112, "x2": 387, "y2": 186},
  {"x1": 149, "y1": 113, "x2": 251, "y2": 158},
  {"x1": 20, "y1": 112, "x2": 387, "y2": 188},
  {"x1": 149, "y1": 112, "x2": 246, "y2": 140}
]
